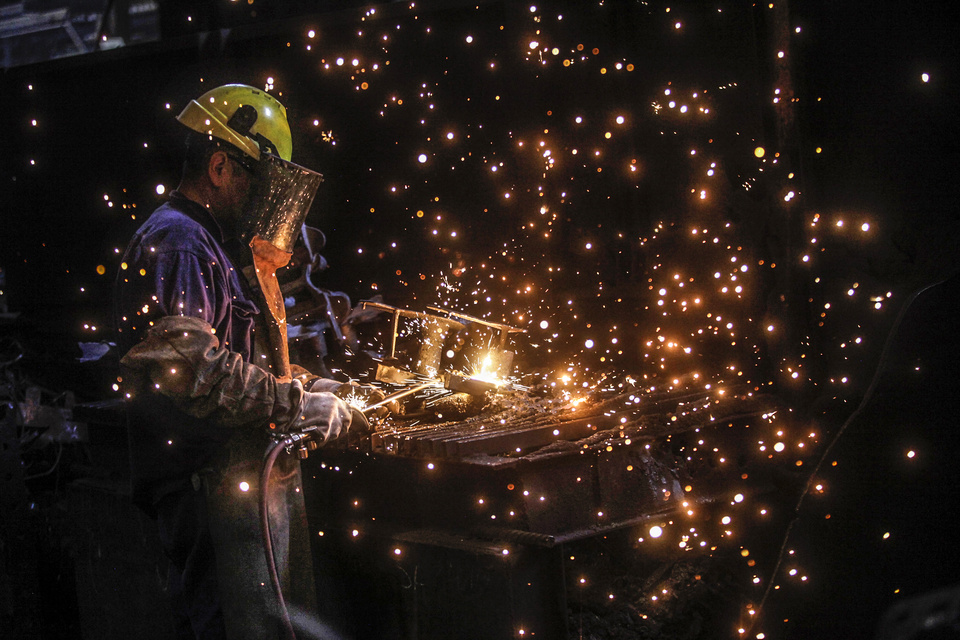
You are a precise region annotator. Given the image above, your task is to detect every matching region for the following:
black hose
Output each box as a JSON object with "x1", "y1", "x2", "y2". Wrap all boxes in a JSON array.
[
  {"x1": 750, "y1": 271, "x2": 958, "y2": 632},
  {"x1": 260, "y1": 438, "x2": 297, "y2": 640}
]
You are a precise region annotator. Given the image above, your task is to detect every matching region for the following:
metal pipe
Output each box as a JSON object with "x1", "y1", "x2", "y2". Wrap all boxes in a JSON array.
[{"x1": 361, "y1": 382, "x2": 436, "y2": 415}]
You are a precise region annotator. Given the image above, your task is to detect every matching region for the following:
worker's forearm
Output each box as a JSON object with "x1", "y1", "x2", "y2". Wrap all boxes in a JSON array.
[{"x1": 120, "y1": 315, "x2": 304, "y2": 430}]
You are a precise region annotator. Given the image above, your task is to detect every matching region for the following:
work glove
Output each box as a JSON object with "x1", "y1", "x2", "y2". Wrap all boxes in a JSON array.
[
  {"x1": 335, "y1": 382, "x2": 384, "y2": 404},
  {"x1": 291, "y1": 364, "x2": 318, "y2": 389},
  {"x1": 282, "y1": 390, "x2": 354, "y2": 444},
  {"x1": 335, "y1": 382, "x2": 394, "y2": 422},
  {"x1": 349, "y1": 407, "x2": 370, "y2": 432}
]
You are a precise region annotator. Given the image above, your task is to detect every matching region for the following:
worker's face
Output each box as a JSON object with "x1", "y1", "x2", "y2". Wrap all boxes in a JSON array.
[{"x1": 217, "y1": 152, "x2": 259, "y2": 237}]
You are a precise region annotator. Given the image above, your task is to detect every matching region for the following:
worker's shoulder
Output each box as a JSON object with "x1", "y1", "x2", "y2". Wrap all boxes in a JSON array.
[{"x1": 137, "y1": 201, "x2": 223, "y2": 256}]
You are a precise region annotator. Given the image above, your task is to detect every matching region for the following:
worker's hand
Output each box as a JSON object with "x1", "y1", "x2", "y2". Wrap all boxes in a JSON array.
[
  {"x1": 334, "y1": 381, "x2": 379, "y2": 401},
  {"x1": 334, "y1": 382, "x2": 391, "y2": 418},
  {"x1": 274, "y1": 391, "x2": 353, "y2": 443},
  {"x1": 291, "y1": 364, "x2": 318, "y2": 388},
  {"x1": 350, "y1": 407, "x2": 371, "y2": 432}
]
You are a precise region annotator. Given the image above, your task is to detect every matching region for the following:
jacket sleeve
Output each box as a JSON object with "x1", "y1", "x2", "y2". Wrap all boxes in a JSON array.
[{"x1": 120, "y1": 315, "x2": 304, "y2": 430}]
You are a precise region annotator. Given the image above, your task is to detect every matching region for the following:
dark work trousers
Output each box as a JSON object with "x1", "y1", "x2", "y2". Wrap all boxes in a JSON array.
[{"x1": 156, "y1": 487, "x2": 228, "y2": 640}]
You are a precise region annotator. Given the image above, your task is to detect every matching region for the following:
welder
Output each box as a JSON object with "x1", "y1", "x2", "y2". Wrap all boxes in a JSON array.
[{"x1": 114, "y1": 84, "x2": 361, "y2": 639}]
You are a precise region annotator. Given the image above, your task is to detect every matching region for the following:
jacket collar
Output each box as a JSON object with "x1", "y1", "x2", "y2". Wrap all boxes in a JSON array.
[{"x1": 167, "y1": 190, "x2": 229, "y2": 244}]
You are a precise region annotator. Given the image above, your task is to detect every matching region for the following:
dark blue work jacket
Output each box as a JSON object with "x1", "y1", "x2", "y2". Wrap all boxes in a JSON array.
[{"x1": 114, "y1": 192, "x2": 261, "y2": 506}]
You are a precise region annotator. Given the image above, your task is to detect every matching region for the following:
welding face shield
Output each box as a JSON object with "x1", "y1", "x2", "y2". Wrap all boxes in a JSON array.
[
  {"x1": 238, "y1": 154, "x2": 324, "y2": 380},
  {"x1": 239, "y1": 153, "x2": 324, "y2": 255}
]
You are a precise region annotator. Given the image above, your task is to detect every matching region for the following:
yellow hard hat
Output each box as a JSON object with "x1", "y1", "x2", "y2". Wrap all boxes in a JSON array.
[{"x1": 177, "y1": 84, "x2": 293, "y2": 162}]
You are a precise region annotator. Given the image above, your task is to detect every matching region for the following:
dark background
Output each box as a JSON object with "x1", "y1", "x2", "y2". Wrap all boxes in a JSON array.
[{"x1": 2, "y1": 1, "x2": 958, "y2": 638}]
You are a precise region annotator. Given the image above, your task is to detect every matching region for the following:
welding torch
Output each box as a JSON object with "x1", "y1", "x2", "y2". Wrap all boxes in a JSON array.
[
  {"x1": 265, "y1": 383, "x2": 421, "y2": 458},
  {"x1": 272, "y1": 372, "x2": 503, "y2": 457}
]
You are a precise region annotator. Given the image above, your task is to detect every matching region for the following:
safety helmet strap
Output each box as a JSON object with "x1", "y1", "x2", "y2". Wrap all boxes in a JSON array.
[{"x1": 227, "y1": 105, "x2": 280, "y2": 159}]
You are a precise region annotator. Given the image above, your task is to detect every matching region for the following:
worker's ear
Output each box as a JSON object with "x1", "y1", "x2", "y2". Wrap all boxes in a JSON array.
[{"x1": 207, "y1": 150, "x2": 230, "y2": 188}]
